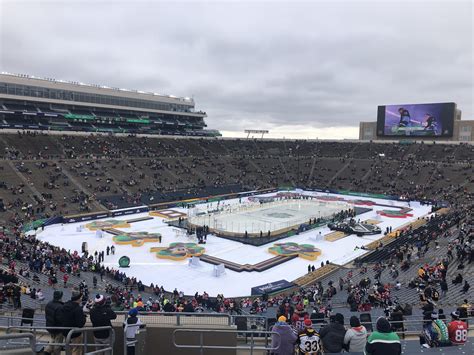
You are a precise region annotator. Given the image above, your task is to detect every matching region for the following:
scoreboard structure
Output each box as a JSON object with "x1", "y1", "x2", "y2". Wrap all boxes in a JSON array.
[
  {"x1": 359, "y1": 102, "x2": 473, "y2": 142},
  {"x1": 376, "y1": 102, "x2": 456, "y2": 138}
]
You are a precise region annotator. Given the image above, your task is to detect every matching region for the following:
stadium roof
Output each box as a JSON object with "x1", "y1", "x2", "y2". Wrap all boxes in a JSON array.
[{"x1": 0, "y1": 71, "x2": 194, "y2": 103}]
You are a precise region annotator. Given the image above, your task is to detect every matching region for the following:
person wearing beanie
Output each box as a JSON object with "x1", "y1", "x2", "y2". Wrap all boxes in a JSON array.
[
  {"x1": 90, "y1": 294, "x2": 117, "y2": 354},
  {"x1": 319, "y1": 313, "x2": 346, "y2": 353},
  {"x1": 297, "y1": 318, "x2": 322, "y2": 355},
  {"x1": 447, "y1": 311, "x2": 468, "y2": 345},
  {"x1": 343, "y1": 316, "x2": 367, "y2": 353},
  {"x1": 366, "y1": 317, "x2": 401, "y2": 355},
  {"x1": 123, "y1": 308, "x2": 144, "y2": 355},
  {"x1": 60, "y1": 289, "x2": 86, "y2": 354},
  {"x1": 270, "y1": 315, "x2": 297, "y2": 355},
  {"x1": 44, "y1": 291, "x2": 64, "y2": 355}
]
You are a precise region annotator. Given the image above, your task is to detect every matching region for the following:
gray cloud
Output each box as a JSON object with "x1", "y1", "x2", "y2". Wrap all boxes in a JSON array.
[{"x1": 0, "y1": 0, "x2": 472, "y2": 137}]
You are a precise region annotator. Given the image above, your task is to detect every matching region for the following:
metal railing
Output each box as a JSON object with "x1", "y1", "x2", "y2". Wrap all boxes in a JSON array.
[
  {"x1": 117, "y1": 310, "x2": 273, "y2": 328},
  {"x1": 173, "y1": 328, "x2": 280, "y2": 355},
  {"x1": 230, "y1": 314, "x2": 268, "y2": 329},
  {"x1": 0, "y1": 315, "x2": 46, "y2": 328},
  {"x1": 123, "y1": 323, "x2": 146, "y2": 355},
  {"x1": 0, "y1": 332, "x2": 36, "y2": 353},
  {"x1": 118, "y1": 311, "x2": 232, "y2": 326},
  {"x1": 65, "y1": 326, "x2": 115, "y2": 355},
  {"x1": 5, "y1": 325, "x2": 115, "y2": 355}
]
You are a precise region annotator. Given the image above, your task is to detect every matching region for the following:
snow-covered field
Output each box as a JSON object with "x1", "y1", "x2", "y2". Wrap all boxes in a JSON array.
[{"x1": 34, "y1": 190, "x2": 431, "y2": 297}]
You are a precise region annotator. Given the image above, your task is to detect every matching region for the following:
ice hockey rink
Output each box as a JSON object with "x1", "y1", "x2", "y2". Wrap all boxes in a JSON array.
[
  {"x1": 34, "y1": 190, "x2": 432, "y2": 297},
  {"x1": 188, "y1": 199, "x2": 348, "y2": 234}
]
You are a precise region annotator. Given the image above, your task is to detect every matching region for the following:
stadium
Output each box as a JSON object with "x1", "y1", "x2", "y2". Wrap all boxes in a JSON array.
[
  {"x1": 0, "y1": 2, "x2": 473, "y2": 354},
  {"x1": 0, "y1": 73, "x2": 472, "y2": 354}
]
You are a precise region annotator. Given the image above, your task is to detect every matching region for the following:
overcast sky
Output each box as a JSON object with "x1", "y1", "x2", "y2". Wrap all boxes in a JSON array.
[{"x1": 0, "y1": 0, "x2": 472, "y2": 138}]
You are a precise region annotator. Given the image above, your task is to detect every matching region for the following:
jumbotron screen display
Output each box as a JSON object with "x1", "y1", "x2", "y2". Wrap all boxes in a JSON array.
[{"x1": 377, "y1": 102, "x2": 455, "y2": 137}]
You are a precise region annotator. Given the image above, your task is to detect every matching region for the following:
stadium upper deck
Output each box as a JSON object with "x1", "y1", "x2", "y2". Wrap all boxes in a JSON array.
[{"x1": 0, "y1": 72, "x2": 219, "y2": 136}]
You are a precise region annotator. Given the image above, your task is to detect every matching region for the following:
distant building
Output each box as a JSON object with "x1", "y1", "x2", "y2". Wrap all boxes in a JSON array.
[{"x1": 0, "y1": 72, "x2": 219, "y2": 137}]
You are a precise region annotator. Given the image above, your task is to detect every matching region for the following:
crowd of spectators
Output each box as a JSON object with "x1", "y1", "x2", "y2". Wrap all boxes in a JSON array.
[
  {"x1": 0, "y1": 132, "x2": 472, "y2": 218},
  {"x1": 0, "y1": 132, "x2": 473, "y2": 353}
]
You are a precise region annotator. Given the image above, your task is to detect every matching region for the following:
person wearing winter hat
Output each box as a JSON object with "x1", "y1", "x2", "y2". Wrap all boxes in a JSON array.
[
  {"x1": 447, "y1": 311, "x2": 468, "y2": 345},
  {"x1": 319, "y1": 313, "x2": 346, "y2": 353},
  {"x1": 270, "y1": 315, "x2": 297, "y2": 355},
  {"x1": 343, "y1": 316, "x2": 367, "y2": 353},
  {"x1": 366, "y1": 317, "x2": 401, "y2": 355},
  {"x1": 60, "y1": 289, "x2": 86, "y2": 355},
  {"x1": 44, "y1": 290, "x2": 64, "y2": 355},
  {"x1": 90, "y1": 294, "x2": 116, "y2": 354},
  {"x1": 297, "y1": 318, "x2": 322, "y2": 355},
  {"x1": 124, "y1": 308, "x2": 144, "y2": 355}
]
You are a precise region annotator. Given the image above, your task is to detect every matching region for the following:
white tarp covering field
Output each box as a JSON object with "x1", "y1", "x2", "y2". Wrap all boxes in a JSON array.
[{"x1": 34, "y1": 190, "x2": 431, "y2": 297}]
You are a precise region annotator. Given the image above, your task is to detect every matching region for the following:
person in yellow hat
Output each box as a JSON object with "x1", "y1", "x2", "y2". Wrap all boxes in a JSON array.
[{"x1": 271, "y1": 315, "x2": 297, "y2": 355}]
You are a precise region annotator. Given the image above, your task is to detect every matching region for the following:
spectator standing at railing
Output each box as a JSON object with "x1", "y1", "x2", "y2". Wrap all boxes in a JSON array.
[
  {"x1": 270, "y1": 315, "x2": 297, "y2": 355},
  {"x1": 44, "y1": 290, "x2": 64, "y2": 355},
  {"x1": 90, "y1": 294, "x2": 117, "y2": 355},
  {"x1": 124, "y1": 308, "x2": 144, "y2": 355},
  {"x1": 60, "y1": 290, "x2": 86, "y2": 355}
]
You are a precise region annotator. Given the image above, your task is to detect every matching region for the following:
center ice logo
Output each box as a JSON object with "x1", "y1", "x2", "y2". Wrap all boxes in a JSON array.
[{"x1": 265, "y1": 212, "x2": 294, "y2": 219}]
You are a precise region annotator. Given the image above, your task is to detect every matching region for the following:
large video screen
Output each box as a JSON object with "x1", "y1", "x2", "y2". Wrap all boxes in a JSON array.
[{"x1": 377, "y1": 102, "x2": 455, "y2": 137}]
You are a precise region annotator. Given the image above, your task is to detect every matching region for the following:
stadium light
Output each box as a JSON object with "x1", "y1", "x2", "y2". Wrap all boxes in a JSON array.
[{"x1": 244, "y1": 129, "x2": 269, "y2": 139}]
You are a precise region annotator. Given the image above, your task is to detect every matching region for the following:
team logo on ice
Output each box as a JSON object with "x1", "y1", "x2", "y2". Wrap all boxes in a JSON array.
[
  {"x1": 150, "y1": 242, "x2": 205, "y2": 261},
  {"x1": 268, "y1": 242, "x2": 322, "y2": 261},
  {"x1": 113, "y1": 231, "x2": 162, "y2": 247},
  {"x1": 85, "y1": 219, "x2": 131, "y2": 231}
]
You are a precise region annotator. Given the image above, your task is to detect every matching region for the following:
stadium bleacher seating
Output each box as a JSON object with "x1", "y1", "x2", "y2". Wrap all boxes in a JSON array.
[{"x1": 0, "y1": 132, "x2": 472, "y2": 354}]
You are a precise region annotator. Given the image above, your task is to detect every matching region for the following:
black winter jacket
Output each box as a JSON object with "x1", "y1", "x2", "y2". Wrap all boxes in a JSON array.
[
  {"x1": 90, "y1": 304, "x2": 117, "y2": 338},
  {"x1": 45, "y1": 300, "x2": 64, "y2": 334},
  {"x1": 319, "y1": 322, "x2": 346, "y2": 353},
  {"x1": 60, "y1": 301, "x2": 86, "y2": 338}
]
